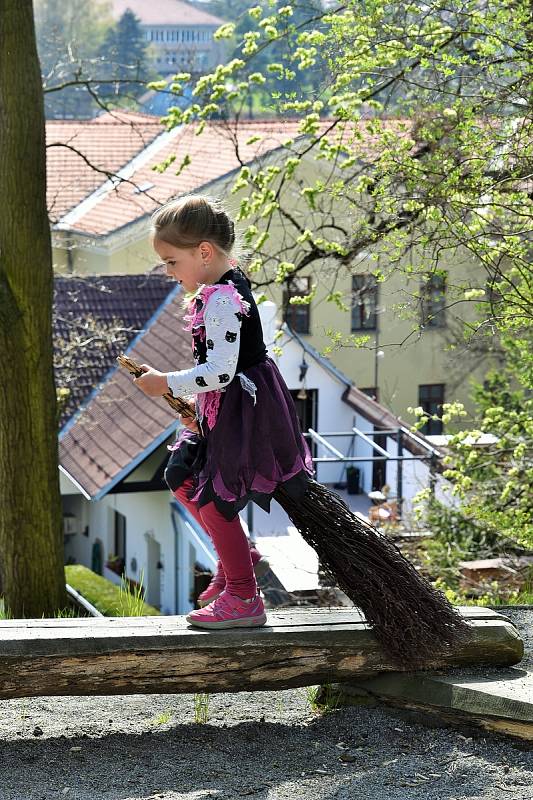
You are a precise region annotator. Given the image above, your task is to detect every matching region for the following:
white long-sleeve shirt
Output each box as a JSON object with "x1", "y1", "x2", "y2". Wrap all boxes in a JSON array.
[{"x1": 166, "y1": 286, "x2": 243, "y2": 397}]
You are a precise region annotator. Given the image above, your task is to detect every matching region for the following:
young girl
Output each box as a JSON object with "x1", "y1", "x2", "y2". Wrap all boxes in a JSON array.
[{"x1": 133, "y1": 194, "x2": 315, "y2": 630}]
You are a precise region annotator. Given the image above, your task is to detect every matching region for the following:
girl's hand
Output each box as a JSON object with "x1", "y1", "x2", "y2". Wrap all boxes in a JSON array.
[
  {"x1": 133, "y1": 364, "x2": 169, "y2": 397},
  {"x1": 179, "y1": 399, "x2": 200, "y2": 433}
]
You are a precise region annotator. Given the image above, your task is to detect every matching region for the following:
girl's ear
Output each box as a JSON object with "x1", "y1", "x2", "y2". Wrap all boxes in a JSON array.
[{"x1": 198, "y1": 240, "x2": 214, "y2": 261}]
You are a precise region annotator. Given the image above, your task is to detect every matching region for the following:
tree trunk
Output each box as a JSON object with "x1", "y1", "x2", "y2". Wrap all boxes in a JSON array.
[{"x1": 0, "y1": 0, "x2": 67, "y2": 617}]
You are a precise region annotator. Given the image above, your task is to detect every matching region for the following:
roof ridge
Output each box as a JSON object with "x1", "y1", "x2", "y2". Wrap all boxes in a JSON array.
[{"x1": 54, "y1": 124, "x2": 182, "y2": 231}]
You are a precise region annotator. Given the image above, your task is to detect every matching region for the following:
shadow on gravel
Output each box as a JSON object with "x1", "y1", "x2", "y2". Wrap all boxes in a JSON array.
[{"x1": 2, "y1": 706, "x2": 532, "y2": 800}]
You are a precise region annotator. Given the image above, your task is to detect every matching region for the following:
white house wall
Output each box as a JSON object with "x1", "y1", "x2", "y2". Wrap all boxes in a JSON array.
[
  {"x1": 62, "y1": 489, "x2": 177, "y2": 615},
  {"x1": 269, "y1": 338, "x2": 362, "y2": 486},
  {"x1": 352, "y1": 412, "x2": 375, "y2": 494}
]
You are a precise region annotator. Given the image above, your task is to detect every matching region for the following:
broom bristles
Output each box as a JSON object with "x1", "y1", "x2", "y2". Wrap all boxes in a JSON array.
[{"x1": 274, "y1": 478, "x2": 474, "y2": 670}]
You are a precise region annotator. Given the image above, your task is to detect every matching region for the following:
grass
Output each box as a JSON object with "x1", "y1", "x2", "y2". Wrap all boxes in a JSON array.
[
  {"x1": 0, "y1": 596, "x2": 80, "y2": 620},
  {"x1": 431, "y1": 575, "x2": 533, "y2": 608},
  {"x1": 152, "y1": 711, "x2": 172, "y2": 725},
  {"x1": 194, "y1": 692, "x2": 210, "y2": 723},
  {"x1": 186, "y1": 684, "x2": 344, "y2": 724},
  {"x1": 433, "y1": 579, "x2": 533, "y2": 606},
  {"x1": 304, "y1": 683, "x2": 343, "y2": 714},
  {"x1": 65, "y1": 564, "x2": 161, "y2": 616},
  {"x1": 0, "y1": 566, "x2": 160, "y2": 620}
]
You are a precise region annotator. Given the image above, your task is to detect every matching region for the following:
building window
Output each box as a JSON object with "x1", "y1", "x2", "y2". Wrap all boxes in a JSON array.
[
  {"x1": 114, "y1": 510, "x2": 126, "y2": 569},
  {"x1": 360, "y1": 387, "x2": 378, "y2": 402},
  {"x1": 418, "y1": 384, "x2": 445, "y2": 435},
  {"x1": 421, "y1": 272, "x2": 446, "y2": 327},
  {"x1": 351, "y1": 274, "x2": 377, "y2": 330},
  {"x1": 283, "y1": 276, "x2": 311, "y2": 334},
  {"x1": 289, "y1": 388, "x2": 318, "y2": 459}
]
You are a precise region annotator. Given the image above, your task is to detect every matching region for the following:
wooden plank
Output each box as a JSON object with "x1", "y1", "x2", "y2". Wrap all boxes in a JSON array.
[
  {"x1": 0, "y1": 604, "x2": 509, "y2": 632},
  {"x1": 0, "y1": 607, "x2": 523, "y2": 699},
  {"x1": 0, "y1": 608, "x2": 514, "y2": 644},
  {"x1": 331, "y1": 667, "x2": 533, "y2": 741}
]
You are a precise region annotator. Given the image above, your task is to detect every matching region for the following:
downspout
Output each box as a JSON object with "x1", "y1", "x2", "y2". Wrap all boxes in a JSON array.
[
  {"x1": 170, "y1": 503, "x2": 179, "y2": 614},
  {"x1": 66, "y1": 233, "x2": 75, "y2": 274}
]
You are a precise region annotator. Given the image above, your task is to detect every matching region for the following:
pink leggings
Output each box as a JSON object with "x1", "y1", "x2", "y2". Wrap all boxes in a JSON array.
[{"x1": 173, "y1": 476, "x2": 257, "y2": 599}]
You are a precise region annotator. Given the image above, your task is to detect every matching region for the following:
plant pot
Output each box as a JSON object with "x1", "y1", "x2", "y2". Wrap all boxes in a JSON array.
[{"x1": 346, "y1": 467, "x2": 361, "y2": 494}]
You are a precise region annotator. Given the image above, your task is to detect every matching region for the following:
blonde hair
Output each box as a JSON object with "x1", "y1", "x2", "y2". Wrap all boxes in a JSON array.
[{"x1": 150, "y1": 193, "x2": 244, "y2": 263}]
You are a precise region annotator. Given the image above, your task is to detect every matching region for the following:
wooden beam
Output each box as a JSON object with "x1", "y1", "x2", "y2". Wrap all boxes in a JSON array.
[
  {"x1": 0, "y1": 606, "x2": 523, "y2": 699},
  {"x1": 329, "y1": 666, "x2": 533, "y2": 741}
]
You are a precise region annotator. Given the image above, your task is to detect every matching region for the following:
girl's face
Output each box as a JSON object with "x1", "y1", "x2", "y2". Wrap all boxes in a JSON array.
[{"x1": 154, "y1": 240, "x2": 210, "y2": 293}]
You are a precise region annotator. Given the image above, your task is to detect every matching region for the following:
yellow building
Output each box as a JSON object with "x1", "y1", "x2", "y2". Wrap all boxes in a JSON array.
[{"x1": 274, "y1": 247, "x2": 497, "y2": 432}]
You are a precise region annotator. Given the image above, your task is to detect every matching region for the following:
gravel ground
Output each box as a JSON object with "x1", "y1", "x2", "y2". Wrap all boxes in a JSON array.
[{"x1": 1, "y1": 608, "x2": 531, "y2": 800}]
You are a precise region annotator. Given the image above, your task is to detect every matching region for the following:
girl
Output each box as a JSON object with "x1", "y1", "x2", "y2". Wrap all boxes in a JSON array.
[{"x1": 133, "y1": 194, "x2": 315, "y2": 630}]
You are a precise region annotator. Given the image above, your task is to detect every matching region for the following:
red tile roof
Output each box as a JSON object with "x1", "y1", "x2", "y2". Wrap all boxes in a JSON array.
[
  {"x1": 59, "y1": 285, "x2": 191, "y2": 499},
  {"x1": 57, "y1": 117, "x2": 413, "y2": 237},
  {"x1": 109, "y1": 0, "x2": 225, "y2": 26},
  {"x1": 46, "y1": 111, "x2": 164, "y2": 221},
  {"x1": 54, "y1": 272, "x2": 176, "y2": 428}
]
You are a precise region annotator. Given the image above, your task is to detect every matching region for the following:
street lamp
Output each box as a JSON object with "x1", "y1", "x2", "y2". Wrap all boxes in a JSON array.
[
  {"x1": 373, "y1": 307, "x2": 385, "y2": 401},
  {"x1": 297, "y1": 353, "x2": 308, "y2": 400},
  {"x1": 373, "y1": 346, "x2": 385, "y2": 401}
]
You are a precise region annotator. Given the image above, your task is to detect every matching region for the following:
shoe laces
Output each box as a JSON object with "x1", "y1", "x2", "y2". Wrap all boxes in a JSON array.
[{"x1": 212, "y1": 590, "x2": 256, "y2": 614}]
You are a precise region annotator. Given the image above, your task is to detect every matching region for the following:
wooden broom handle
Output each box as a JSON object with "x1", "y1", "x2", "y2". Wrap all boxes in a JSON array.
[{"x1": 116, "y1": 354, "x2": 198, "y2": 420}]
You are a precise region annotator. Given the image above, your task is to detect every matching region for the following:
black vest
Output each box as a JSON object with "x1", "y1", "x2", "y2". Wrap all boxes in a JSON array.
[{"x1": 192, "y1": 267, "x2": 268, "y2": 371}]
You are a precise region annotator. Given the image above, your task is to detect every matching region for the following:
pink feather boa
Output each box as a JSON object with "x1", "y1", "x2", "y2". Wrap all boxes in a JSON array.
[{"x1": 181, "y1": 278, "x2": 252, "y2": 431}]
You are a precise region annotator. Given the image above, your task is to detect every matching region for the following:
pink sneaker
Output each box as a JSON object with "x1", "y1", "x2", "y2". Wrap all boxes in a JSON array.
[
  {"x1": 197, "y1": 544, "x2": 269, "y2": 607},
  {"x1": 250, "y1": 544, "x2": 271, "y2": 577},
  {"x1": 186, "y1": 588, "x2": 267, "y2": 629},
  {"x1": 197, "y1": 563, "x2": 226, "y2": 607}
]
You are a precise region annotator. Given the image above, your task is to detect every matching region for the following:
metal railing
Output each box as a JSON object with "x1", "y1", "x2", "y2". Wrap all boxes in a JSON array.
[{"x1": 302, "y1": 426, "x2": 442, "y2": 522}]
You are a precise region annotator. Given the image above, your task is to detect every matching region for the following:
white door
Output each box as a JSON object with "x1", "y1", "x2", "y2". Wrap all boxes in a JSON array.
[{"x1": 145, "y1": 533, "x2": 162, "y2": 609}]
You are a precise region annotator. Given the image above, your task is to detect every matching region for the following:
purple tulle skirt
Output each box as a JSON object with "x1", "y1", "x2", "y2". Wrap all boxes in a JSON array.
[{"x1": 164, "y1": 356, "x2": 315, "y2": 520}]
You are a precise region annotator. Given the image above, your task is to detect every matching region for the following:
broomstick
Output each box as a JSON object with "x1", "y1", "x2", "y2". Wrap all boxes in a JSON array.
[
  {"x1": 117, "y1": 353, "x2": 474, "y2": 670},
  {"x1": 117, "y1": 354, "x2": 198, "y2": 420}
]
